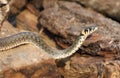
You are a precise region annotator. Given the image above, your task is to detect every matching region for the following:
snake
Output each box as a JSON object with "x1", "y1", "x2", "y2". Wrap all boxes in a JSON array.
[{"x1": 0, "y1": 26, "x2": 98, "y2": 59}]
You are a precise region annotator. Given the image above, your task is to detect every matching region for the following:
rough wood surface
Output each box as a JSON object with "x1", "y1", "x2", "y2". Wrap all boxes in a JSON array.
[
  {"x1": 16, "y1": 9, "x2": 39, "y2": 32},
  {"x1": 9, "y1": 0, "x2": 27, "y2": 14},
  {"x1": 71, "y1": 0, "x2": 120, "y2": 22},
  {"x1": 58, "y1": 55, "x2": 120, "y2": 78}
]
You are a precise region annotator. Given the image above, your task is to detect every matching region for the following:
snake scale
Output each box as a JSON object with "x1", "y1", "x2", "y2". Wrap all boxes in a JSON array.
[{"x1": 0, "y1": 26, "x2": 98, "y2": 59}]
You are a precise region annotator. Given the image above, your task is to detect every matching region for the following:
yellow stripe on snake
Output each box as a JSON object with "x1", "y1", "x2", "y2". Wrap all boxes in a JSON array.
[{"x1": 0, "y1": 26, "x2": 98, "y2": 59}]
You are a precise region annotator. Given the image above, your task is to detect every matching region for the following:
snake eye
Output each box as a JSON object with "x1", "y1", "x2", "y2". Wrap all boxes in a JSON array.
[
  {"x1": 84, "y1": 28, "x2": 89, "y2": 33},
  {"x1": 0, "y1": 3, "x2": 6, "y2": 7}
]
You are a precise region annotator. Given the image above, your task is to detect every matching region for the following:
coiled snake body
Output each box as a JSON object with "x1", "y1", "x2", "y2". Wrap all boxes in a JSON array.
[{"x1": 0, "y1": 26, "x2": 98, "y2": 59}]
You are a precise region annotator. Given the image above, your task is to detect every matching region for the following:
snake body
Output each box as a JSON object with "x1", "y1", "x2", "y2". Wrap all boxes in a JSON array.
[{"x1": 0, "y1": 26, "x2": 98, "y2": 59}]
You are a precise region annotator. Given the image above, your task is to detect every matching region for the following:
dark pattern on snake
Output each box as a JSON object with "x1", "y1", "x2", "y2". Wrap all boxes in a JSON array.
[{"x1": 0, "y1": 26, "x2": 98, "y2": 59}]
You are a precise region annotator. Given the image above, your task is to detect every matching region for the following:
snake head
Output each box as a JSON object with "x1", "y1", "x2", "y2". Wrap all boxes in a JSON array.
[{"x1": 81, "y1": 26, "x2": 98, "y2": 36}]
